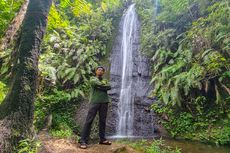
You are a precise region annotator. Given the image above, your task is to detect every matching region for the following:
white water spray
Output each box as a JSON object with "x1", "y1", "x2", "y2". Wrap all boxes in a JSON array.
[
  {"x1": 117, "y1": 4, "x2": 138, "y2": 137},
  {"x1": 154, "y1": 0, "x2": 159, "y2": 16}
]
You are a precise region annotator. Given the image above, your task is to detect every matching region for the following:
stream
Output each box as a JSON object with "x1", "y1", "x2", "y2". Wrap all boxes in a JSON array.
[{"x1": 163, "y1": 138, "x2": 230, "y2": 153}]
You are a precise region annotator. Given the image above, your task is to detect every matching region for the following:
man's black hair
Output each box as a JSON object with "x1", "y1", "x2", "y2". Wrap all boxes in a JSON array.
[{"x1": 96, "y1": 66, "x2": 105, "y2": 72}]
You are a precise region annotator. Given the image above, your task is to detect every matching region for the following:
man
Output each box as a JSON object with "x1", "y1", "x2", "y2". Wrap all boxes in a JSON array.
[{"x1": 79, "y1": 66, "x2": 112, "y2": 149}]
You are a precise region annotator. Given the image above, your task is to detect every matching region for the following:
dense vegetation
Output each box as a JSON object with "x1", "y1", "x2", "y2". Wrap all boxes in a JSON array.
[
  {"x1": 135, "y1": 0, "x2": 230, "y2": 145},
  {"x1": 0, "y1": 0, "x2": 24, "y2": 37},
  {"x1": 0, "y1": 0, "x2": 24, "y2": 104},
  {"x1": 36, "y1": 0, "x2": 123, "y2": 138},
  {"x1": 119, "y1": 139, "x2": 181, "y2": 153},
  {"x1": 0, "y1": 0, "x2": 229, "y2": 152},
  {"x1": 0, "y1": 0, "x2": 123, "y2": 140}
]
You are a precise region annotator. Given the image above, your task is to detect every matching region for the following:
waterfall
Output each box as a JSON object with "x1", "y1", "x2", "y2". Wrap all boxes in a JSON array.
[
  {"x1": 154, "y1": 0, "x2": 159, "y2": 16},
  {"x1": 108, "y1": 3, "x2": 155, "y2": 138},
  {"x1": 117, "y1": 4, "x2": 137, "y2": 137},
  {"x1": 153, "y1": 0, "x2": 160, "y2": 21}
]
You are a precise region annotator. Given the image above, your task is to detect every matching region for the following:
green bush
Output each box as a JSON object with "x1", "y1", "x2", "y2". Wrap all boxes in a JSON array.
[
  {"x1": 146, "y1": 139, "x2": 181, "y2": 153},
  {"x1": 119, "y1": 139, "x2": 181, "y2": 153},
  {"x1": 152, "y1": 102, "x2": 230, "y2": 145},
  {"x1": 34, "y1": 89, "x2": 74, "y2": 131},
  {"x1": 51, "y1": 113, "x2": 78, "y2": 133},
  {"x1": 152, "y1": 104, "x2": 194, "y2": 138},
  {"x1": 17, "y1": 138, "x2": 40, "y2": 153},
  {"x1": 0, "y1": 0, "x2": 24, "y2": 37},
  {"x1": 34, "y1": 90, "x2": 80, "y2": 138},
  {"x1": 198, "y1": 120, "x2": 230, "y2": 145},
  {"x1": 50, "y1": 129, "x2": 73, "y2": 138},
  {"x1": 33, "y1": 0, "x2": 124, "y2": 137},
  {"x1": 136, "y1": 0, "x2": 230, "y2": 145}
]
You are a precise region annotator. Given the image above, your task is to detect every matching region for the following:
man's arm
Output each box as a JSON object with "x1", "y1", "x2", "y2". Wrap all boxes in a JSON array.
[{"x1": 90, "y1": 77, "x2": 111, "y2": 91}]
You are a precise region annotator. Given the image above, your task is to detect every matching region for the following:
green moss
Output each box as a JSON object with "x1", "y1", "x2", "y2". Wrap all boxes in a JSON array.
[
  {"x1": 99, "y1": 11, "x2": 123, "y2": 80},
  {"x1": 0, "y1": 81, "x2": 7, "y2": 104},
  {"x1": 24, "y1": 84, "x2": 31, "y2": 91}
]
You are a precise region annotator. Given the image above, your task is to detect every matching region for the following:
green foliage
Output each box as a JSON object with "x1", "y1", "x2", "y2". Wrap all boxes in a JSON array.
[
  {"x1": 0, "y1": 81, "x2": 7, "y2": 103},
  {"x1": 136, "y1": 0, "x2": 230, "y2": 145},
  {"x1": 53, "y1": 0, "x2": 92, "y2": 17},
  {"x1": 32, "y1": 0, "x2": 123, "y2": 137},
  {"x1": 0, "y1": 0, "x2": 25, "y2": 80},
  {"x1": 51, "y1": 113, "x2": 78, "y2": 132},
  {"x1": 156, "y1": 0, "x2": 217, "y2": 22},
  {"x1": 149, "y1": 1, "x2": 230, "y2": 108},
  {"x1": 152, "y1": 100, "x2": 230, "y2": 145},
  {"x1": 119, "y1": 139, "x2": 181, "y2": 153},
  {"x1": 47, "y1": 4, "x2": 69, "y2": 30},
  {"x1": 49, "y1": 113, "x2": 77, "y2": 138},
  {"x1": 165, "y1": 112, "x2": 194, "y2": 137},
  {"x1": 135, "y1": 0, "x2": 156, "y2": 55},
  {"x1": 149, "y1": 0, "x2": 228, "y2": 105},
  {"x1": 17, "y1": 138, "x2": 40, "y2": 153},
  {"x1": 50, "y1": 129, "x2": 73, "y2": 138},
  {"x1": 34, "y1": 89, "x2": 81, "y2": 138},
  {"x1": 34, "y1": 89, "x2": 77, "y2": 131},
  {"x1": 198, "y1": 123, "x2": 230, "y2": 145},
  {"x1": 157, "y1": 0, "x2": 190, "y2": 22},
  {"x1": 100, "y1": 0, "x2": 122, "y2": 13},
  {"x1": 47, "y1": 0, "x2": 94, "y2": 30},
  {"x1": 40, "y1": 2, "x2": 116, "y2": 90},
  {"x1": 72, "y1": 0, "x2": 92, "y2": 17},
  {"x1": 128, "y1": 139, "x2": 148, "y2": 152},
  {"x1": 146, "y1": 139, "x2": 181, "y2": 153},
  {"x1": 0, "y1": 0, "x2": 24, "y2": 37}
]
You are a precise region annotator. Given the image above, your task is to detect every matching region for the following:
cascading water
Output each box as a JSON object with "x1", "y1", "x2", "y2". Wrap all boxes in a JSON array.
[
  {"x1": 107, "y1": 3, "x2": 157, "y2": 138},
  {"x1": 154, "y1": 0, "x2": 159, "y2": 16},
  {"x1": 117, "y1": 4, "x2": 137, "y2": 137}
]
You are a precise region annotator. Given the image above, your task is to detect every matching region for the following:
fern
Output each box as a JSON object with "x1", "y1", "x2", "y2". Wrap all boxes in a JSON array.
[{"x1": 72, "y1": 0, "x2": 92, "y2": 17}]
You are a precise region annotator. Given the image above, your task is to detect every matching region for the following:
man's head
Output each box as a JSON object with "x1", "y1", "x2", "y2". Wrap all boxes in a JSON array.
[{"x1": 95, "y1": 66, "x2": 105, "y2": 77}]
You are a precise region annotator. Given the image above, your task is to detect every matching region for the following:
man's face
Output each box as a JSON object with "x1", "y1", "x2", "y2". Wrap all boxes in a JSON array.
[{"x1": 96, "y1": 68, "x2": 105, "y2": 76}]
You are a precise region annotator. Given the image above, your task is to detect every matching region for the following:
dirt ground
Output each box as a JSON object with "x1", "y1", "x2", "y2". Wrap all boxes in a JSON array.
[{"x1": 38, "y1": 131, "x2": 138, "y2": 153}]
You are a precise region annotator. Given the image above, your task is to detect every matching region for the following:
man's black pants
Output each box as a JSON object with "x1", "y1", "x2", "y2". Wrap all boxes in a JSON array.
[{"x1": 80, "y1": 103, "x2": 108, "y2": 143}]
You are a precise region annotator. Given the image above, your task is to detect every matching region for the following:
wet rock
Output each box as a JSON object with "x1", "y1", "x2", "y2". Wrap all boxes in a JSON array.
[{"x1": 106, "y1": 6, "x2": 158, "y2": 138}]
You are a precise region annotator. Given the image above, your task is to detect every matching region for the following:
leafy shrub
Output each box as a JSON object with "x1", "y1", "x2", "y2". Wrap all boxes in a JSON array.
[
  {"x1": 0, "y1": 0, "x2": 24, "y2": 37},
  {"x1": 30, "y1": 0, "x2": 124, "y2": 139},
  {"x1": 152, "y1": 103, "x2": 194, "y2": 137},
  {"x1": 146, "y1": 139, "x2": 181, "y2": 153},
  {"x1": 17, "y1": 138, "x2": 40, "y2": 153},
  {"x1": 119, "y1": 139, "x2": 181, "y2": 153},
  {"x1": 198, "y1": 120, "x2": 230, "y2": 145},
  {"x1": 34, "y1": 89, "x2": 74, "y2": 131},
  {"x1": 152, "y1": 102, "x2": 230, "y2": 145},
  {"x1": 136, "y1": 0, "x2": 230, "y2": 144},
  {"x1": 34, "y1": 90, "x2": 80, "y2": 137},
  {"x1": 51, "y1": 113, "x2": 78, "y2": 133},
  {"x1": 50, "y1": 129, "x2": 73, "y2": 138}
]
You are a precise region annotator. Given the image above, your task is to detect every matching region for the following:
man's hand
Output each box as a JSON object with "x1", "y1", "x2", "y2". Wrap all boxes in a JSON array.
[{"x1": 101, "y1": 79, "x2": 108, "y2": 85}]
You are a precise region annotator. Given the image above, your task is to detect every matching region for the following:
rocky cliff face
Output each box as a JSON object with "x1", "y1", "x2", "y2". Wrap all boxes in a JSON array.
[{"x1": 106, "y1": 5, "x2": 157, "y2": 137}]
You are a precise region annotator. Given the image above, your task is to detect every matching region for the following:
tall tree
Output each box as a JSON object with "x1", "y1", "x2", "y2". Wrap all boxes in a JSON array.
[{"x1": 0, "y1": 0, "x2": 52, "y2": 152}]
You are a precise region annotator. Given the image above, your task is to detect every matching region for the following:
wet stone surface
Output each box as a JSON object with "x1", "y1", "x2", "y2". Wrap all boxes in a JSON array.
[{"x1": 107, "y1": 5, "x2": 158, "y2": 138}]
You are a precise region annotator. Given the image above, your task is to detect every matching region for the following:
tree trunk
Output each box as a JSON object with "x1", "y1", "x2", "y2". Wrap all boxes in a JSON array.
[{"x1": 0, "y1": 0, "x2": 52, "y2": 152}]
